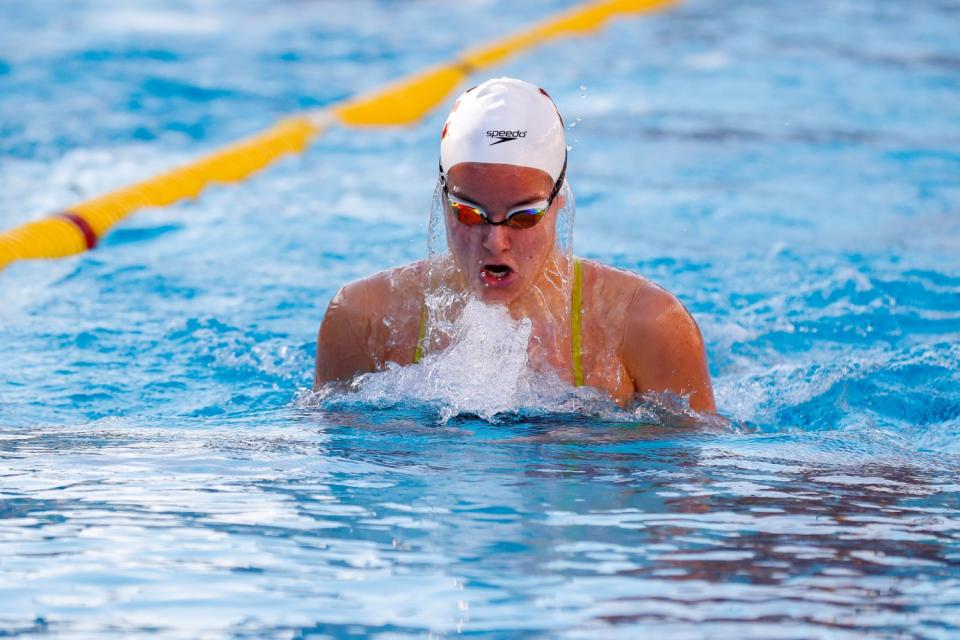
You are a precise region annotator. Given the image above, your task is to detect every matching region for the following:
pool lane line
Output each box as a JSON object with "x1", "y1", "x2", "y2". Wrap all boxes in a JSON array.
[
  {"x1": 0, "y1": 115, "x2": 324, "y2": 271},
  {"x1": 0, "y1": 0, "x2": 678, "y2": 272},
  {"x1": 57, "y1": 212, "x2": 98, "y2": 250}
]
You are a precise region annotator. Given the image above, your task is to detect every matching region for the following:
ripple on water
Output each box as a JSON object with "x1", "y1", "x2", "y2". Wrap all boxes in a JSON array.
[{"x1": 1, "y1": 0, "x2": 960, "y2": 636}]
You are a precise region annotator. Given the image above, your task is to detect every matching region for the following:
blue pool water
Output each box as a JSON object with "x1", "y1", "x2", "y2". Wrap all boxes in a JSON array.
[{"x1": 2, "y1": 0, "x2": 960, "y2": 636}]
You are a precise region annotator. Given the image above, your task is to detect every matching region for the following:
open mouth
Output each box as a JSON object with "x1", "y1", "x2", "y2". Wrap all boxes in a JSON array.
[{"x1": 479, "y1": 264, "x2": 517, "y2": 288}]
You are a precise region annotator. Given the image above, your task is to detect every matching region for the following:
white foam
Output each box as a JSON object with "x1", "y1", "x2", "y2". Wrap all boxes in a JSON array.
[
  {"x1": 92, "y1": 10, "x2": 224, "y2": 36},
  {"x1": 350, "y1": 299, "x2": 546, "y2": 422},
  {"x1": 682, "y1": 51, "x2": 733, "y2": 71}
]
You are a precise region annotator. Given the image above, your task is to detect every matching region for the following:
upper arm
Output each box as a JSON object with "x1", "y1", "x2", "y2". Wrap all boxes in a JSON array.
[
  {"x1": 620, "y1": 285, "x2": 716, "y2": 413},
  {"x1": 313, "y1": 282, "x2": 378, "y2": 389}
]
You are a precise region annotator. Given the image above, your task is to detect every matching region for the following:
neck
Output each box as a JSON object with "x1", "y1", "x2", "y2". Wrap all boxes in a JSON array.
[{"x1": 506, "y1": 251, "x2": 573, "y2": 320}]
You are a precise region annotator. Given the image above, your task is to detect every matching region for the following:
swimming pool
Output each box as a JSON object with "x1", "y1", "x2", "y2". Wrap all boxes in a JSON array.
[{"x1": 2, "y1": 0, "x2": 959, "y2": 636}]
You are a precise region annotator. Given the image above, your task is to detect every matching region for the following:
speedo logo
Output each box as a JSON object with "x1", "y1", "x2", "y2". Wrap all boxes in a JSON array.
[{"x1": 486, "y1": 129, "x2": 527, "y2": 145}]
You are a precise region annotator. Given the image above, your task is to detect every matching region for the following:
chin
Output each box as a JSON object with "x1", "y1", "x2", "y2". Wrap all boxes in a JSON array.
[{"x1": 473, "y1": 281, "x2": 523, "y2": 306}]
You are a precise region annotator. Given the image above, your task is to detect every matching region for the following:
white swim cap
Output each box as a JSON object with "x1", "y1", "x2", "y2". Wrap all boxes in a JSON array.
[{"x1": 439, "y1": 77, "x2": 567, "y2": 183}]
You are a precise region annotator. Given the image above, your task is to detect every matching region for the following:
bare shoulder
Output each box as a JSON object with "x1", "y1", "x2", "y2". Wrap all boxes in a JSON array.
[
  {"x1": 584, "y1": 259, "x2": 716, "y2": 412},
  {"x1": 331, "y1": 260, "x2": 427, "y2": 319},
  {"x1": 581, "y1": 259, "x2": 647, "y2": 299},
  {"x1": 314, "y1": 260, "x2": 428, "y2": 387},
  {"x1": 583, "y1": 261, "x2": 695, "y2": 348}
]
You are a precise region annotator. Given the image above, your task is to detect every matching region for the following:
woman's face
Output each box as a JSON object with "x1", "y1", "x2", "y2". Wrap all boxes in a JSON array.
[{"x1": 444, "y1": 162, "x2": 559, "y2": 306}]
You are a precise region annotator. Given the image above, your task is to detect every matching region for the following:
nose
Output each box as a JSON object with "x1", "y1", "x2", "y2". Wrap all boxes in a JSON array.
[{"x1": 481, "y1": 223, "x2": 511, "y2": 254}]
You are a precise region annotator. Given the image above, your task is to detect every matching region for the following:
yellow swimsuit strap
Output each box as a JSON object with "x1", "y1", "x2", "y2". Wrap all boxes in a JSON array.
[
  {"x1": 571, "y1": 257, "x2": 584, "y2": 387},
  {"x1": 412, "y1": 304, "x2": 428, "y2": 364},
  {"x1": 412, "y1": 257, "x2": 584, "y2": 387}
]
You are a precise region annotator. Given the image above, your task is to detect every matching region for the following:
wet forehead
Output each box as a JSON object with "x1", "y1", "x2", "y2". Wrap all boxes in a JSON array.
[{"x1": 446, "y1": 162, "x2": 553, "y2": 208}]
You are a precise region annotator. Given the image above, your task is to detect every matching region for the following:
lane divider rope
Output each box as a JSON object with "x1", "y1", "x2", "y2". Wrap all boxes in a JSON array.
[
  {"x1": 0, "y1": 0, "x2": 677, "y2": 272},
  {"x1": 58, "y1": 212, "x2": 99, "y2": 250}
]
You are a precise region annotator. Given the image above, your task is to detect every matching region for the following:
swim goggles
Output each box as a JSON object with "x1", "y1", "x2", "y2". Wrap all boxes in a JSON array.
[{"x1": 438, "y1": 156, "x2": 567, "y2": 230}]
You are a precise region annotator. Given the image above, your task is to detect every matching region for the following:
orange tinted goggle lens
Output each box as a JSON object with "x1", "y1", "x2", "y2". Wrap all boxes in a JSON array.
[
  {"x1": 505, "y1": 210, "x2": 542, "y2": 229},
  {"x1": 450, "y1": 201, "x2": 485, "y2": 225}
]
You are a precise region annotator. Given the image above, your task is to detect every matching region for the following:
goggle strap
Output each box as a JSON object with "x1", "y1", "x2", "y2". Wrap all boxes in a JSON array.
[{"x1": 547, "y1": 152, "x2": 568, "y2": 204}]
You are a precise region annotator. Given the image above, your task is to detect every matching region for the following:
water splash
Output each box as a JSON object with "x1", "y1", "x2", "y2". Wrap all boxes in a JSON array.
[
  {"x1": 326, "y1": 300, "x2": 562, "y2": 422},
  {"x1": 306, "y1": 297, "x2": 726, "y2": 427}
]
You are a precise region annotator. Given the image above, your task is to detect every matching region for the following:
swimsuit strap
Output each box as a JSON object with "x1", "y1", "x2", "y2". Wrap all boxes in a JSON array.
[
  {"x1": 571, "y1": 257, "x2": 584, "y2": 387},
  {"x1": 413, "y1": 303, "x2": 428, "y2": 364},
  {"x1": 412, "y1": 257, "x2": 585, "y2": 388}
]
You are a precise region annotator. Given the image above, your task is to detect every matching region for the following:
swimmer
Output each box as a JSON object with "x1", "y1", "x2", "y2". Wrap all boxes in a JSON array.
[{"x1": 314, "y1": 77, "x2": 715, "y2": 412}]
